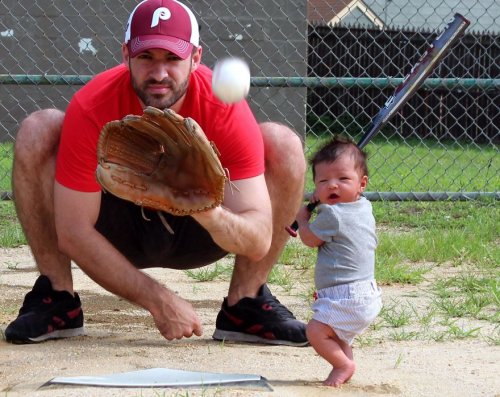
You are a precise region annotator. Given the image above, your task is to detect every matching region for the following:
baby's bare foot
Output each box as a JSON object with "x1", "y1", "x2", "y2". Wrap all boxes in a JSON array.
[{"x1": 324, "y1": 361, "x2": 356, "y2": 387}]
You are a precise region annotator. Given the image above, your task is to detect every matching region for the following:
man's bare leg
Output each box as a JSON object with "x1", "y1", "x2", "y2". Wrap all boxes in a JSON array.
[
  {"x1": 212, "y1": 122, "x2": 307, "y2": 345},
  {"x1": 6, "y1": 109, "x2": 84, "y2": 344},
  {"x1": 227, "y1": 122, "x2": 306, "y2": 303},
  {"x1": 12, "y1": 109, "x2": 74, "y2": 292}
]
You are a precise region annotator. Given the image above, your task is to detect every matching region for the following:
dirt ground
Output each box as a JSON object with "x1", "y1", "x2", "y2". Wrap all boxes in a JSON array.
[{"x1": 0, "y1": 246, "x2": 498, "y2": 397}]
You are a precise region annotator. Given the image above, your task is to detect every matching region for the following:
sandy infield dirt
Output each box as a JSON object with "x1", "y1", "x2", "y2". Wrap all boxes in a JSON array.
[{"x1": 0, "y1": 245, "x2": 498, "y2": 397}]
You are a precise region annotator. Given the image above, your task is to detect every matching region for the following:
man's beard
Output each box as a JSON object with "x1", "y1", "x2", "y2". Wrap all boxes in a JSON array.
[{"x1": 130, "y1": 70, "x2": 189, "y2": 110}]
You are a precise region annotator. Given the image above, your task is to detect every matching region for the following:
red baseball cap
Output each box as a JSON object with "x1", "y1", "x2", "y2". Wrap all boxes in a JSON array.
[{"x1": 125, "y1": 0, "x2": 200, "y2": 59}]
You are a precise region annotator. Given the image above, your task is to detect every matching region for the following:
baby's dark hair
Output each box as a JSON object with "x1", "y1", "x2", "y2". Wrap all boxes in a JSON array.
[{"x1": 310, "y1": 136, "x2": 368, "y2": 180}]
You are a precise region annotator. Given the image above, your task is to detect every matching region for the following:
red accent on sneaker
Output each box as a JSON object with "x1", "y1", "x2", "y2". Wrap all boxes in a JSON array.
[
  {"x1": 263, "y1": 332, "x2": 276, "y2": 340},
  {"x1": 262, "y1": 303, "x2": 272, "y2": 311},
  {"x1": 43, "y1": 297, "x2": 52, "y2": 304},
  {"x1": 246, "y1": 324, "x2": 263, "y2": 334},
  {"x1": 313, "y1": 291, "x2": 318, "y2": 301},
  {"x1": 47, "y1": 325, "x2": 54, "y2": 333},
  {"x1": 52, "y1": 316, "x2": 65, "y2": 327},
  {"x1": 67, "y1": 307, "x2": 82, "y2": 319},
  {"x1": 223, "y1": 309, "x2": 243, "y2": 325}
]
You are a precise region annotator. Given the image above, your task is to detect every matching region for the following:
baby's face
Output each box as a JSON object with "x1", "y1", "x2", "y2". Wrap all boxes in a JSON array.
[{"x1": 313, "y1": 154, "x2": 367, "y2": 205}]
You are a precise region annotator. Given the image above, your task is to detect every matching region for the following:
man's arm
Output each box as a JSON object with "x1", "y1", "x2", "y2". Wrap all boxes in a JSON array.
[
  {"x1": 53, "y1": 182, "x2": 203, "y2": 340},
  {"x1": 191, "y1": 174, "x2": 272, "y2": 261}
]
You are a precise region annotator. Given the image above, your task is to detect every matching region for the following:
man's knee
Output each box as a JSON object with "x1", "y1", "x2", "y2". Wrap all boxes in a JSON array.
[
  {"x1": 260, "y1": 122, "x2": 306, "y2": 176},
  {"x1": 15, "y1": 109, "x2": 65, "y2": 158}
]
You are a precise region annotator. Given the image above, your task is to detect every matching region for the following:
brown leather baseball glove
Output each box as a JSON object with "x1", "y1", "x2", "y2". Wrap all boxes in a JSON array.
[{"x1": 96, "y1": 106, "x2": 226, "y2": 216}]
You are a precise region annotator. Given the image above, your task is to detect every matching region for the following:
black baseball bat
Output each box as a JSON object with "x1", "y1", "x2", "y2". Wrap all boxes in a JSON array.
[{"x1": 286, "y1": 13, "x2": 470, "y2": 237}]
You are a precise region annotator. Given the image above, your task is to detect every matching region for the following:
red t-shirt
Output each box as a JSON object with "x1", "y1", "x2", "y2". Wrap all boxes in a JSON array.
[{"x1": 55, "y1": 64, "x2": 264, "y2": 192}]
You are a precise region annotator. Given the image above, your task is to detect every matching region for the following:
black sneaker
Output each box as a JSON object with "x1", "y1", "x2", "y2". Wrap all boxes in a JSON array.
[
  {"x1": 212, "y1": 284, "x2": 308, "y2": 346},
  {"x1": 5, "y1": 275, "x2": 84, "y2": 344}
]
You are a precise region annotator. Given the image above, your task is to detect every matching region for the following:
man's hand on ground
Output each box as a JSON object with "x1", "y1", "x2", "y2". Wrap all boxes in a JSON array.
[{"x1": 150, "y1": 291, "x2": 203, "y2": 340}]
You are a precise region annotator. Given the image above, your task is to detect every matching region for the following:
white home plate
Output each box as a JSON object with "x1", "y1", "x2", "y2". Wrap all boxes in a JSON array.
[{"x1": 46, "y1": 368, "x2": 272, "y2": 390}]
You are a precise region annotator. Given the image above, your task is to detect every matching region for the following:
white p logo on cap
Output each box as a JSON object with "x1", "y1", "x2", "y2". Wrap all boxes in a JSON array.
[
  {"x1": 151, "y1": 7, "x2": 171, "y2": 28},
  {"x1": 125, "y1": 0, "x2": 200, "y2": 59}
]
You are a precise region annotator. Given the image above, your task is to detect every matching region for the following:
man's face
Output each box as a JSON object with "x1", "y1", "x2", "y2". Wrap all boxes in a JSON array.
[{"x1": 123, "y1": 46, "x2": 201, "y2": 110}]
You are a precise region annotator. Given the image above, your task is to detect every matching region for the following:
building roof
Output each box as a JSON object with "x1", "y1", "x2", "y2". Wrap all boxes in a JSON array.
[
  {"x1": 308, "y1": 0, "x2": 346, "y2": 23},
  {"x1": 309, "y1": 0, "x2": 384, "y2": 28},
  {"x1": 308, "y1": 0, "x2": 499, "y2": 33}
]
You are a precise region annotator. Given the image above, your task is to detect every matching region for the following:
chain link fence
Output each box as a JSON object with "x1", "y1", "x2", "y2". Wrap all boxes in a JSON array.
[{"x1": 0, "y1": 0, "x2": 498, "y2": 200}]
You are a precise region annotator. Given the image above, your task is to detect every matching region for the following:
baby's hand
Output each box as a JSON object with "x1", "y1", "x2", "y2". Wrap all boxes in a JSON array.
[
  {"x1": 302, "y1": 196, "x2": 320, "y2": 215},
  {"x1": 310, "y1": 191, "x2": 320, "y2": 204},
  {"x1": 296, "y1": 204, "x2": 313, "y2": 223}
]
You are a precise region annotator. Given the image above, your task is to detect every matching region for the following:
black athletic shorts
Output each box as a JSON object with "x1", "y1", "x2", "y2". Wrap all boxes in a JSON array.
[{"x1": 95, "y1": 193, "x2": 228, "y2": 270}]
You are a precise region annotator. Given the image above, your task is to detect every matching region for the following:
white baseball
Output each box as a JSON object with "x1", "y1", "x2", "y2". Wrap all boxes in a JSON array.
[{"x1": 212, "y1": 57, "x2": 251, "y2": 104}]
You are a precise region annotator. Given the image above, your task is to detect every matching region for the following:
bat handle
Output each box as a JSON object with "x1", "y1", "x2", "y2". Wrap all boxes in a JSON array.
[{"x1": 285, "y1": 201, "x2": 318, "y2": 237}]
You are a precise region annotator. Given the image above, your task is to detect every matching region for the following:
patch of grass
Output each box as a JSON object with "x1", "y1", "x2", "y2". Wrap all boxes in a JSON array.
[
  {"x1": 444, "y1": 321, "x2": 481, "y2": 340},
  {"x1": 433, "y1": 296, "x2": 480, "y2": 318},
  {"x1": 389, "y1": 330, "x2": 418, "y2": 341},
  {"x1": 373, "y1": 199, "x2": 498, "y2": 230},
  {"x1": 303, "y1": 136, "x2": 499, "y2": 193},
  {"x1": 280, "y1": 241, "x2": 315, "y2": 271},
  {"x1": 375, "y1": 253, "x2": 428, "y2": 285},
  {"x1": 0, "y1": 201, "x2": 25, "y2": 247},
  {"x1": 355, "y1": 334, "x2": 376, "y2": 347},
  {"x1": 379, "y1": 299, "x2": 413, "y2": 328},
  {"x1": 393, "y1": 353, "x2": 404, "y2": 369},
  {"x1": 297, "y1": 285, "x2": 317, "y2": 307},
  {"x1": 412, "y1": 306, "x2": 437, "y2": 327},
  {"x1": 432, "y1": 274, "x2": 499, "y2": 320},
  {"x1": 184, "y1": 262, "x2": 231, "y2": 282},
  {"x1": 6, "y1": 261, "x2": 20, "y2": 270},
  {"x1": 267, "y1": 263, "x2": 295, "y2": 292},
  {"x1": 368, "y1": 139, "x2": 499, "y2": 193},
  {"x1": 1, "y1": 304, "x2": 19, "y2": 316},
  {"x1": 0, "y1": 142, "x2": 13, "y2": 191},
  {"x1": 429, "y1": 331, "x2": 447, "y2": 342},
  {"x1": 485, "y1": 328, "x2": 500, "y2": 346},
  {"x1": 373, "y1": 200, "x2": 499, "y2": 272}
]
